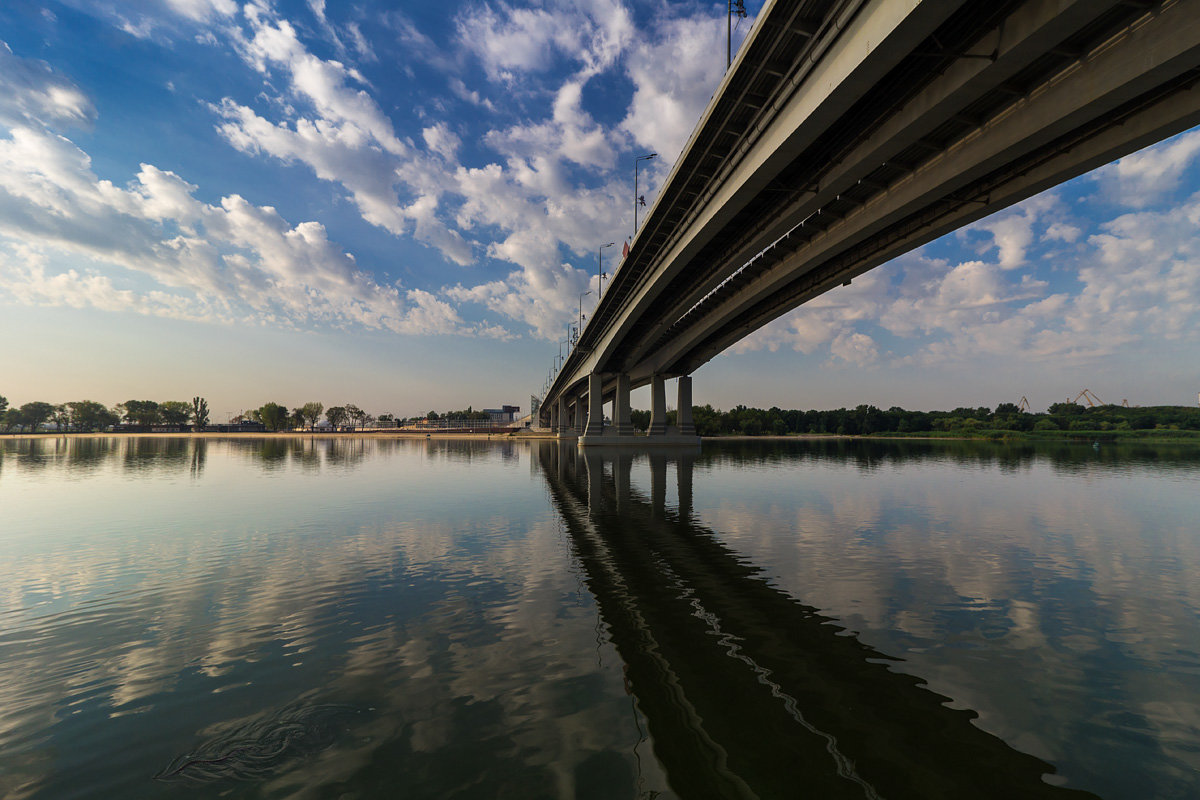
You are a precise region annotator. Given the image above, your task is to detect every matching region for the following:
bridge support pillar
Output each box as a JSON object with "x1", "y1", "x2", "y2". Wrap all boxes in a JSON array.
[
  {"x1": 676, "y1": 376, "x2": 695, "y2": 436},
  {"x1": 573, "y1": 397, "x2": 585, "y2": 436},
  {"x1": 648, "y1": 375, "x2": 667, "y2": 436},
  {"x1": 553, "y1": 395, "x2": 566, "y2": 436},
  {"x1": 584, "y1": 373, "x2": 605, "y2": 437},
  {"x1": 613, "y1": 373, "x2": 633, "y2": 436}
]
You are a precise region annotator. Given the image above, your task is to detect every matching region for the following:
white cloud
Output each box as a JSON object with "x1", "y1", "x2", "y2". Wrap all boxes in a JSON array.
[
  {"x1": 966, "y1": 193, "x2": 1058, "y2": 271},
  {"x1": 0, "y1": 123, "x2": 482, "y2": 337},
  {"x1": 1095, "y1": 128, "x2": 1200, "y2": 207},
  {"x1": 484, "y1": 80, "x2": 615, "y2": 170},
  {"x1": 1043, "y1": 222, "x2": 1080, "y2": 243},
  {"x1": 199, "y1": 2, "x2": 738, "y2": 339},
  {"x1": 829, "y1": 330, "x2": 879, "y2": 366},
  {"x1": 620, "y1": 12, "x2": 727, "y2": 165},
  {"x1": 0, "y1": 43, "x2": 96, "y2": 130},
  {"x1": 166, "y1": 0, "x2": 236, "y2": 23},
  {"x1": 422, "y1": 122, "x2": 460, "y2": 161}
]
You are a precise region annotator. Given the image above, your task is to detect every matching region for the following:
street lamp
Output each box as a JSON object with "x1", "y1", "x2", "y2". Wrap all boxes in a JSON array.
[
  {"x1": 598, "y1": 242, "x2": 614, "y2": 298},
  {"x1": 578, "y1": 290, "x2": 592, "y2": 335},
  {"x1": 634, "y1": 153, "x2": 657, "y2": 238},
  {"x1": 728, "y1": 0, "x2": 747, "y2": 69}
]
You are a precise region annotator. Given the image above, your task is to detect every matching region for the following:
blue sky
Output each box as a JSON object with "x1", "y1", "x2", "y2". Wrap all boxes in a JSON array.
[{"x1": 2, "y1": 0, "x2": 1199, "y2": 419}]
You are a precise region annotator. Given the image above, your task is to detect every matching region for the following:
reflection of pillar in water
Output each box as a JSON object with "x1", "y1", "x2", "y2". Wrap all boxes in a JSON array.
[
  {"x1": 614, "y1": 450, "x2": 633, "y2": 516},
  {"x1": 585, "y1": 449, "x2": 605, "y2": 515},
  {"x1": 649, "y1": 451, "x2": 667, "y2": 517},
  {"x1": 676, "y1": 452, "x2": 694, "y2": 520},
  {"x1": 534, "y1": 447, "x2": 1093, "y2": 799}
]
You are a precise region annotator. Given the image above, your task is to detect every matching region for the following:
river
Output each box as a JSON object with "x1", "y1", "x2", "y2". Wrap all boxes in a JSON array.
[{"x1": 1, "y1": 436, "x2": 1197, "y2": 799}]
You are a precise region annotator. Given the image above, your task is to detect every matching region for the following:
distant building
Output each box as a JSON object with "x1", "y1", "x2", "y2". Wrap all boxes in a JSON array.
[{"x1": 483, "y1": 405, "x2": 521, "y2": 425}]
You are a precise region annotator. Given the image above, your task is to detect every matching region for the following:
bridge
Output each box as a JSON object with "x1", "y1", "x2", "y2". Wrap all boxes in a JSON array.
[{"x1": 540, "y1": 0, "x2": 1200, "y2": 444}]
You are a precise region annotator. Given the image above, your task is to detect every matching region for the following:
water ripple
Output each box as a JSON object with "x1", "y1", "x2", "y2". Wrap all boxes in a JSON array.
[{"x1": 154, "y1": 702, "x2": 364, "y2": 783}]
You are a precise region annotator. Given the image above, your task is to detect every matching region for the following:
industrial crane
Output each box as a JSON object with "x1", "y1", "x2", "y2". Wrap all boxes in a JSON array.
[{"x1": 1071, "y1": 389, "x2": 1105, "y2": 407}]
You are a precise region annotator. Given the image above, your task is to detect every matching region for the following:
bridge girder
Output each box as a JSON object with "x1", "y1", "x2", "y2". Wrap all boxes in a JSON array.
[{"x1": 544, "y1": 0, "x2": 1200, "y2": 421}]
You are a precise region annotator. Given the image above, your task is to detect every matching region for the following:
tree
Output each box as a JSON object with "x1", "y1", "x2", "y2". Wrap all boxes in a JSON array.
[
  {"x1": 52, "y1": 403, "x2": 71, "y2": 431},
  {"x1": 0, "y1": 395, "x2": 7, "y2": 417},
  {"x1": 122, "y1": 400, "x2": 161, "y2": 426},
  {"x1": 69, "y1": 401, "x2": 118, "y2": 432},
  {"x1": 1, "y1": 408, "x2": 19, "y2": 432},
  {"x1": 191, "y1": 397, "x2": 210, "y2": 430},
  {"x1": 159, "y1": 400, "x2": 191, "y2": 426},
  {"x1": 299, "y1": 401, "x2": 324, "y2": 430},
  {"x1": 255, "y1": 402, "x2": 290, "y2": 431},
  {"x1": 19, "y1": 401, "x2": 55, "y2": 432},
  {"x1": 326, "y1": 405, "x2": 348, "y2": 429},
  {"x1": 344, "y1": 404, "x2": 365, "y2": 430}
]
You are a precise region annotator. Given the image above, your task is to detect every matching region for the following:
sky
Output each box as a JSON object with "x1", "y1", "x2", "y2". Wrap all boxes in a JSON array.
[{"x1": 1, "y1": 0, "x2": 1199, "y2": 420}]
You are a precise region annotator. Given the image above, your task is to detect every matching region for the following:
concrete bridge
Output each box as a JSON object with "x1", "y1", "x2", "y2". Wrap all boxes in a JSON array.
[{"x1": 541, "y1": 0, "x2": 1200, "y2": 445}]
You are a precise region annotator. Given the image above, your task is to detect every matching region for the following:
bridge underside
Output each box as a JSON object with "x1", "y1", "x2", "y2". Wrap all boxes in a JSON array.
[{"x1": 543, "y1": 0, "x2": 1200, "y2": 438}]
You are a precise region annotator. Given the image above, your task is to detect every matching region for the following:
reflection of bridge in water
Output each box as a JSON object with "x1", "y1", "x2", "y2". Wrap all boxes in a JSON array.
[{"x1": 533, "y1": 441, "x2": 1098, "y2": 799}]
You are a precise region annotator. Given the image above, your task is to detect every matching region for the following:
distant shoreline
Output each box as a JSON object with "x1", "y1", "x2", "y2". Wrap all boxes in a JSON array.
[
  {"x1": 3, "y1": 431, "x2": 1196, "y2": 444},
  {"x1": 1, "y1": 430, "x2": 551, "y2": 440}
]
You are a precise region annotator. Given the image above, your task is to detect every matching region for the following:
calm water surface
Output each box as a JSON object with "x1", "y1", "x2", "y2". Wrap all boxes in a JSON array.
[{"x1": 1, "y1": 436, "x2": 1198, "y2": 798}]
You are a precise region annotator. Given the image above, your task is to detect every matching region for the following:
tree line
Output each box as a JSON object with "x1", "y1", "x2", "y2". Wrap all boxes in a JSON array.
[
  {"x1": 0, "y1": 393, "x2": 502, "y2": 434},
  {"x1": 0, "y1": 396, "x2": 213, "y2": 433},
  {"x1": 0, "y1": 396, "x2": 400, "y2": 433},
  {"x1": 6, "y1": 391, "x2": 1196, "y2": 437},
  {"x1": 633, "y1": 402, "x2": 1200, "y2": 437}
]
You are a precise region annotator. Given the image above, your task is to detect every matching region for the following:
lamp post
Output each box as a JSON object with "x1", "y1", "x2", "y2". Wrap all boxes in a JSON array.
[
  {"x1": 598, "y1": 242, "x2": 614, "y2": 298},
  {"x1": 634, "y1": 153, "x2": 657, "y2": 238},
  {"x1": 578, "y1": 290, "x2": 592, "y2": 335},
  {"x1": 728, "y1": 0, "x2": 747, "y2": 69}
]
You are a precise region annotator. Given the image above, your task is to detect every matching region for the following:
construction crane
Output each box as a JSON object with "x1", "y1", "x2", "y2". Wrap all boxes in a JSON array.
[
  {"x1": 1072, "y1": 389, "x2": 1104, "y2": 407},
  {"x1": 1018, "y1": 396, "x2": 1031, "y2": 412}
]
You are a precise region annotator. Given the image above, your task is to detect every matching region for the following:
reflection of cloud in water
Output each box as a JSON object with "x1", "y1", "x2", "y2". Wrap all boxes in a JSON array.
[
  {"x1": 689, "y1": 442, "x2": 1200, "y2": 795},
  {"x1": 536, "y1": 442, "x2": 1097, "y2": 799},
  {"x1": 0, "y1": 437, "x2": 662, "y2": 799}
]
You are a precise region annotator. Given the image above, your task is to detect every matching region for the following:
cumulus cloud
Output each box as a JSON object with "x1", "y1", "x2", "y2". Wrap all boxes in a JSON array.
[
  {"x1": 187, "y1": 0, "x2": 742, "y2": 340},
  {"x1": 212, "y1": 4, "x2": 483, "y2": 267},
  {"x1": 830, "y1": 331, "x2": 879, "y2": 366},
  {"x1": 1094, "y1": 128, "x2": 1200, "y2": 208},
  {"x1": 454, "y1": 0, "x2": 632, "y2": 83},
  {"x1": 0, "y1": 122, "x2": 480, "y2": 337},
  {"x1": 0, "y1": 43, "x2": 96, "y2": 130},
  {"x1": 620, "y1": 11, "x2": 727, "y2": 165}
]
